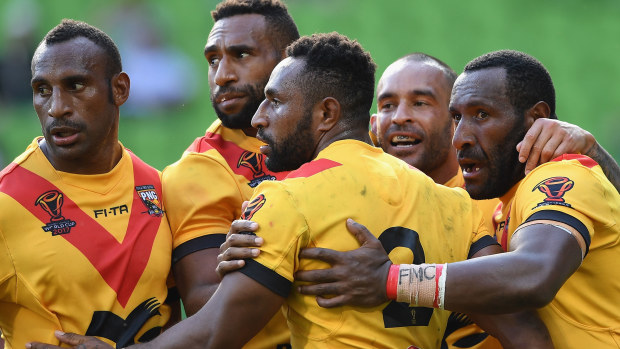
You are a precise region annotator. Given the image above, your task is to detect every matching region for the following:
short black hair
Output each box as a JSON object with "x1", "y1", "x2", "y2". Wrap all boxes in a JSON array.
[
  {"x1": 464, "y1": 50, "x2": 556, "y2": 119},
  {"x1": 399, "y1": 52, "x2": 457, "y2": 88},
  {"x1": 212, "y1": 0, "x2": 299, "y2": 54},
  {"x1": 40, "y1": 19, "x2": 122, "y2": 79},
  {"x1": 286, "y1": 32, "x2": 376, "y2": 128}
]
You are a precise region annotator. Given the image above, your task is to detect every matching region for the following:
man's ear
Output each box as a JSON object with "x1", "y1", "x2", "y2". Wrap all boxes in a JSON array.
[
  {"x1": 112, "y1": 72, "x2": 130, "y2": 107},
  {"x1": 316, "y1": 97, "x2": 341, "y2": 132},
  {"x1": 525, "y1": 101, "x2": 551, "y2": 129},
  {"x1": 369, "y1": 114, "x2": 379, "y2": 145}
]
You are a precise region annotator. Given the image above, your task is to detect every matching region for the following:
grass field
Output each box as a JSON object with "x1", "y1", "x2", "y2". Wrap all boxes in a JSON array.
[{"x1": 1, "y1": 0, "x2": 618, "y2": 169}]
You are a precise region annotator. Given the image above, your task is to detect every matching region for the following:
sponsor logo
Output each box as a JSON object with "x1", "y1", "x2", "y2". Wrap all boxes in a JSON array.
[
  {"x1": 35, "y1": 190, "x2": 76, "y2": 236},
  {"x1": 135, "y1": 185, "x2": 164, "y2": 217},
  {"x1": 94, "y1": 205, "x2": 129, "y2": 218},
  {"x1": 532, "y1": 176, "x2": 574, "y2": 209},
  {"x1": 238, "y1": 151, "x2": 276, "y2": 187}
]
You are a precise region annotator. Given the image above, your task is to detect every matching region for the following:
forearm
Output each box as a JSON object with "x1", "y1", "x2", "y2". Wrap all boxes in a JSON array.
[
  {"x1": 586, "y1": 142, "x2": 620, "y2": 194},
  {"x1": 182, "y1": 284, "x2": 221, "y2": 316},
  {"x1": 443, "y1": 251, "x2": 554, "y2": 313},
  {"x1": 469, "y1": 311, "x2": 552, "y2": 349},
  {"x1": 129, "y1": 310, "x2": 214, "y2": 349}
]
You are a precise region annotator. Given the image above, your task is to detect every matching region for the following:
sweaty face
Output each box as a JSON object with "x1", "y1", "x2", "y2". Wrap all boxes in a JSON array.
[
  {"x1": 450, "y1": 68, "x2": 526, "y2": 199},
  {"x1": 372, "y1": 60, "x2": 454, "y2": 177},
  {"x1": 205, "y1": 14, "x2": 281, "y2": 132},
  {"x1": 31, "y1": 37, "x2": 121, "y2": 173},
  {"x1": 253, "y1": 58, "x2": 317, "y2": 172}
]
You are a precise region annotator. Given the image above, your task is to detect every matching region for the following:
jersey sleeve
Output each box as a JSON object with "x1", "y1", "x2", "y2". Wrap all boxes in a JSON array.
[
  {"x1": 238, "y1": 181, "x2": 310, "y2": 298},
  {"x1": 468, "y1": 199, "x2": 500, "y2": 258},
  {"x1": 162, "y1": 152, "x2": 243, "y2": 264},
  {"x1": 0, "y1": 226, "x2": 15, "y2": 298},
  {"x1": 512, "y1": 157, "x2": 614, "y2": 255}
]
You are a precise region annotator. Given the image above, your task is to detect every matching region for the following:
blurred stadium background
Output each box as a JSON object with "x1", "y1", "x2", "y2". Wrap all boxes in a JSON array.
[{"x1": 1, "y1": 0, "x2": 618, "y2": 170}]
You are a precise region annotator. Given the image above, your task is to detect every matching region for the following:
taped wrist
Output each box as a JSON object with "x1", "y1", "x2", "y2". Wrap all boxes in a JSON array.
[{"x1": 386, "y1": 263, "x2": 447, "y2": 309}]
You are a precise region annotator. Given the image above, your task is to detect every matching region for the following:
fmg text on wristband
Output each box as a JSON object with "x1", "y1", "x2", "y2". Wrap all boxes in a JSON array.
[{"x1": 386, "y1": 263, "x2": 448, "y2": 309}]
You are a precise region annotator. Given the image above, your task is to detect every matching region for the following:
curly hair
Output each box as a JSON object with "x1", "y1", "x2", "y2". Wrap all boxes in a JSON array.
[
  {"x1": 285, "y1": 32, "x2": 376, "y2": 127},
  {"x1": 464, "y1": 50, "x2": 556, "y2": 119},
  {"x1": 400, "y1": 52, "x2": 457, "y2": 87},
  {"x1": 212, "y1": 0, "x2": 299, "y2": 54},
  {"x1": 40, "y1": 19, "x2": 122, "y2": 79}
]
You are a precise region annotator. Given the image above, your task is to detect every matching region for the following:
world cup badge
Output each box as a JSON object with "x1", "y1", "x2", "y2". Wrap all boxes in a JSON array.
[
  {"x1": 532, "y1": 176, "x2": 574, "y2": 209},
  {"x1": 35, "y1": 190, "x2": 76, "y2": 235},
  {"x1": 238, "y1": 151, "x2": 276, "y2": 188}
]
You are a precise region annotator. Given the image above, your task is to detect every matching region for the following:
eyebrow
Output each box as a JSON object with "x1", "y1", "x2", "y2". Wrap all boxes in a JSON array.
[
  {"x1": 205, "y1": 44, "x2": 255, "y2": 55},
  {"x1": 31, "y1": 74, "x2": 88, "y2": 87},
  {"x1": 377, "y1": 89, "x2": 436, "y2": 101},
  {"x1": 264, "y1": 87, "x2": 277, "y2": 98}
]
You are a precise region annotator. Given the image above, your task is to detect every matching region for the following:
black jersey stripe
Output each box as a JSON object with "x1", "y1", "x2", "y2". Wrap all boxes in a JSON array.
[
  {"x1": 467, "y1": 235, "x2": 500, "y2": 259},
  {"x1": 239, "y1": 259, "x2": 292, "y2": 298},
  {"x1": 526, "y1": 210, "x2": 590, "y2": 256},
  {"x1": 172, "y1": 234, "x2": 226, "y2": 264}
]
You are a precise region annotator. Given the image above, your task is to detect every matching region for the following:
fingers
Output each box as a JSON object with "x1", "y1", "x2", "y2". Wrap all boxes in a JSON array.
[
  {"x1": 298, "y1": 247, "x2": 343, "y2": 265},
  {"x1": 241, "y1": 200, "x2": 249, "y2": 212},
  {"x1": 315, "y1": 295, "x2": 350, "y2": 309},
  {"x1": 221, "y1": 233, "x2": 263, "y2": 250},
  {"x1": 216, "y1": 260, "x2": 246, "y2": 278},
  {"x1": 226, "y1": 220, "x2": 259, "y2": 238},
  {"x1": 26, "y1": 343, "x2": 63, "y2": 349},
  {"x1": 26, "y1": 332, "x2": 101, "y2": 349},
  {"x1": 518, "y1": 121, "x2": 543, "y2": 163},
  {"x1": 26, "y1": 342, "x2": 63, "y2": 349},
  {"x1": 295, "y1": 268, "x2": 340, "y2": 283},
  {"x1": 297, "y1": 281, "x2": 346, "y2": 296},
  {"x1": 346, "y1": 218, "x2": 380, "y2": 247},
  {"x1": 523, "y1": 127, "x2": 553, "y2": 171}
]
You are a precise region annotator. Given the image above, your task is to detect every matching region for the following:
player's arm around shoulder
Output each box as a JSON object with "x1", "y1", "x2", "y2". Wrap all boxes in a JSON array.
[{"x1": 467, "y1": 243, "x2": 553, "y2": 348}]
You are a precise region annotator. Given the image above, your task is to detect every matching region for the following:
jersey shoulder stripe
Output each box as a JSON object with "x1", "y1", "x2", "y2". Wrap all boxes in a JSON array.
[
  {"x1": 551, "y1": 154, "x2": 598, "y2": 168},
  {"x1": 285, "y1": 159, "x2": 342, "y2": 179}
]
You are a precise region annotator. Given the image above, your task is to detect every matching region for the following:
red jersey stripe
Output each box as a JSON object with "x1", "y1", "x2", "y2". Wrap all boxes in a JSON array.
[
  {"x1": 0, "y1": 152, "x2": 162, "y2": 307},
  {"x1": 551, "y1": 154, "x2": 598, "y2": 168},
  {"x1": 286, "y1": 159, "x2": 342, "y2": 179}
]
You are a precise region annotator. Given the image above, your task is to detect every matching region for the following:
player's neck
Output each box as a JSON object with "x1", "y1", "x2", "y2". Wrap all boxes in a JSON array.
[{"x1": 430, "y1": 152, "x2": 461, "y2": 185}]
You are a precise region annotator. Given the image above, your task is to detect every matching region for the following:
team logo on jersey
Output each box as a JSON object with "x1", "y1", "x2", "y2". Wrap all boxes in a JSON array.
[
  {"x1": 35, "y1": 190, "x2": 76, "y2": 236},
  {"x1": 241, "y1": 194, "x2": 266, "y2": 221},
  {"x1": 135, "y1": 185, "x2": 164, "y2": 217},
  {"x1": 532, "y1": 176, "x2": 574, "y2": 209},
  {"x1": 238, "y1": 151, "x2": 276, "y2": 188}
]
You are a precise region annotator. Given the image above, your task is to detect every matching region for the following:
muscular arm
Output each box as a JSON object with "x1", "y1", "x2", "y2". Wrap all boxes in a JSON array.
[
  {"x1": 444, "y1": 222, "x2": 582, "y2": 314},
  {"x1": 465, "y1": 244, "x2": 553, "y2": 348},
  {"x1": 138, "y1": 272, "x2": 285, "y2": 348},
  {"x1": 585, "y1": 142, "x2": 620, "y2": 194},
  {"x1": 517, "y1": 118, "x2": 620, "y2": 193},
  {"x1": 29, "y1": 273, "x2": 285, "y2": 349},
  {"x1": 172, "y1": 248, "x2": 221, "y2": 316}
]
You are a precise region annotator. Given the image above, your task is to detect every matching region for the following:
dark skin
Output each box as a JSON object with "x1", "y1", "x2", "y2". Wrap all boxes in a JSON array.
[
  {"x1": 517, "y1": 118, "x2": 620, "y2": 193},
  {"x1": 226, "y1": 68, "x2": 582, "y2": 315},
  {"x1": 219, "y1": 220, "x2": 554, "y2": 349},
  {"x1": 27, "y1": 55, "x2": 374, "y2": 349},
  {"x1": 442, "y1": 68, "x2": 584, "y2": 313},
  {"x1": 31, "y1": 37, "x2": 128, "y2": 174},
  {"x1": 172, "y1": 13, "x2": 283, "y2": 317}
]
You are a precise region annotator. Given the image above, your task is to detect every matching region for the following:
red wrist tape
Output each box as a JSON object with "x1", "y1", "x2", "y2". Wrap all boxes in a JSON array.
[{"x1": 386, "y1": 264, "x2": 399, "y2": 300}]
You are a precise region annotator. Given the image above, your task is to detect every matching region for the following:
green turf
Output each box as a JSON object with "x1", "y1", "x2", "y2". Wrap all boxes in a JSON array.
[{"x1": 1, "y1": 0, "x2": 618, "y2": 169}]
